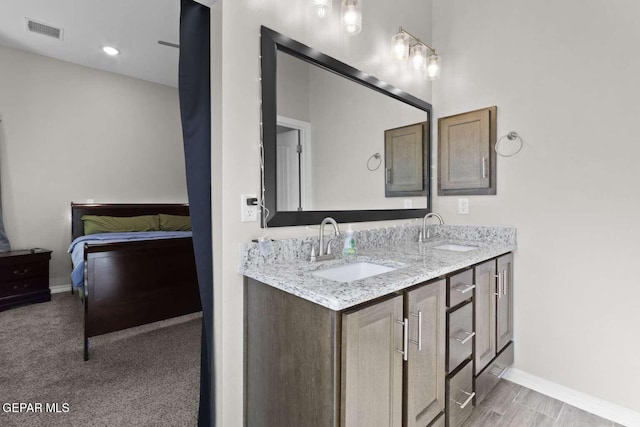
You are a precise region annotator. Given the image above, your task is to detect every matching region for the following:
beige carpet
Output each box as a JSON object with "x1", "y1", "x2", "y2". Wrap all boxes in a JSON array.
[{"x1": 0, "y1": 293, "x2": 200, "y2": 426}]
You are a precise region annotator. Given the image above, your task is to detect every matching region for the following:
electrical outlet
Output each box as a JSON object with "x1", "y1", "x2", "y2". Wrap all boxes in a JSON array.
[
  {"x1": 403, "y1": 199, "x2": 413, "y2": 209},
  {"x1": 240, "y1": 194, "x2": 258, "y2": 222},
  {"x1": 458, "y1": 198, "x2": 469, "y2": 214}
]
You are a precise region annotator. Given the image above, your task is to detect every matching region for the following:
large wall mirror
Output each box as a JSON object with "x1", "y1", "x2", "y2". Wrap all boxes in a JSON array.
[{"x1": 260, "y1": 26, "x2": 433, "y2": 227}]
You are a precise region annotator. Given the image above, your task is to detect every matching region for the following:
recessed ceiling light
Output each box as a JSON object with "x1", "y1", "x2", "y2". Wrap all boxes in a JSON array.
[{"x1": 102, "y1": 46, "x2": 120, "y2": 56}]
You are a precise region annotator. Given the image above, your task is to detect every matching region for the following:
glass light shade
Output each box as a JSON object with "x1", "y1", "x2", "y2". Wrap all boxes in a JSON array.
[
  {"x1": 410, "y1": 44, "x2": 428, "y2": 70},
  {"x1": 425, "y1": 53, "x2": 441, "y2": 80},
  {"x1": 341, "y1": 0, "x2": 362, "y2": 35},
  {"x1": 311, "y1": 0, "x2": 332, "y2": 18},
  {"x1": 391, "y1": 32, "x2": 410, "y2": 61}
]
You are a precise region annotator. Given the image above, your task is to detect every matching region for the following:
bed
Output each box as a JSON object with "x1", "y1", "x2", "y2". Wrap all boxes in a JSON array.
[{"x1": 70, "y1": 203, "x2": 202, "y2": 360}]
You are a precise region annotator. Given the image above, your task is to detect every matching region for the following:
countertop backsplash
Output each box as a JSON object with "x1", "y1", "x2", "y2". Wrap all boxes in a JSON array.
[{"x1": 239, "y1": 224, "x2": 516, "y2": 271}]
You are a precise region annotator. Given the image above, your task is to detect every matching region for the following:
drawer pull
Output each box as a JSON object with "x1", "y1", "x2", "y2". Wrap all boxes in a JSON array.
[
  {"x1": 454, "y1": 284, "x2": 475, "y2": 294},
  {"x1": 395, "y1": 318, "x2": 409, "y2": 361},
  {"x1": 453, "y1": 390, "x2": 475, "y2": 409},
  {"x1": 409, "y1": 311, "x2": 423, "y2": 351},
  {"x1": 454, "y1": 331, "x2": 475, "y2": 345},
  {"x1": 14, "y1": 268, "x2": 29, "y2": 276},
  {"x1": 490, "y1": 364, "x2": 508, "y2": 378}
]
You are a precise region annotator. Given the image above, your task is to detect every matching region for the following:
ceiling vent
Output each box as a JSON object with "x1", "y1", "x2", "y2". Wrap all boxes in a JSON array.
[{"x1": 26, "y1": 18, "x2": 64, "y2": 40}]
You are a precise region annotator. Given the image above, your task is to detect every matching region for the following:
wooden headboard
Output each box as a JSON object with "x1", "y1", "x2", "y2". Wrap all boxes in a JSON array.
[{"x1": 71, "y1": 203, "x2": 190, "y2": 240}]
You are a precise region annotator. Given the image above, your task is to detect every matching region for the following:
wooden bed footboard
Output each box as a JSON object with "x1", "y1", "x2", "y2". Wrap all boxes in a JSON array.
[{"x1": 71, "y1": 203, "x2": 202, "y2": 360}]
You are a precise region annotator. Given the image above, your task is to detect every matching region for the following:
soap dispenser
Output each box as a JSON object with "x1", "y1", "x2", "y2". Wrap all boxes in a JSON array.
[{"x1": 342, "y1": 225, "x2": 357, "y2": 259}]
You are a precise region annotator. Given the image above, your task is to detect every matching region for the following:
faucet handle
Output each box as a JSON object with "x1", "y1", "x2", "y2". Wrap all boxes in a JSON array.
[{"x1": 310, "y1": 244, "x2": 317, "y2": 258}]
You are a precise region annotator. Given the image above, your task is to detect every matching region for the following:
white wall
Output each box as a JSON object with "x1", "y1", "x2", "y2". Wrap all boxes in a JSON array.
[
  {"x1": 0, "y1": 45, "x2": 187, "y2": 286},
  {"x1": 216, "y1": 1, "x2": 433, "y2": 425},
  {"x1": 308, "y1": 65, "x2": 427, "y2": 210},
  {"x1": 432, "y1": 0, "x2": 640, "y2": 413}
]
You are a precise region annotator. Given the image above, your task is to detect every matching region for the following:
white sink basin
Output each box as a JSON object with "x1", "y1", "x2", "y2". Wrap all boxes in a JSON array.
[
  {"x1": 433, "y1": 243, "x2": 477, "y2": 252},
  {"x1": 312, "y1": 262, "x2": 396, "y2": 283}
]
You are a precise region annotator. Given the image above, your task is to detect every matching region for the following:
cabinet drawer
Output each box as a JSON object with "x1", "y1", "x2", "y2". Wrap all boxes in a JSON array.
[
  {"x1": 475, "y1": 341, "x2": 514, "y2": 405},
  {"x1": 0, "y1": 277, "x2": 48, "y2": 298},
  {"x1": 0, "y1": 260, "x2": 48, "y2": 282},
  {"x1": 448, "y1": 269, "x2": 474, "y2": 308},
  {"x1": 447, "y1": 302, "x2": 473, "y2": 373},
  {"x1": 446, "y1": 361, "x2": 473, "y2": 427}
]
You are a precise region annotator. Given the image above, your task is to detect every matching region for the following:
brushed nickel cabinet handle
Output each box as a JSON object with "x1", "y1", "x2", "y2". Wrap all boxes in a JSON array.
[
  {"x1": 503, "y1": 269, "x2": 508, "y2": 296},
  {"x1": 386, "y1": 168, "x2": 392, "y2": 184},
  {"x1": 14, "y1": 268, "x2": 29, "y2": 276},
  {"x1": 454, "y1": 331, "x2": 476, "y2": 345},
  {"x1": 454, "y1": 283, "x2": 475, "y2": 294},
  {"x1": 395, "y1": 318, "x2": 409, "y2": 361},
  {"x1": 490, "y1": 364, "x2": 509, "y2": 378},
  {"x1": 409, "y1": 311, "x2": 423, "y2": 351},
  {"x1": 494, "y1": 273, "x2": 502, "y2": 298},
  {"x1": 453, "y1": 390, "x2": 475, "y2": 409},
  {"x1": 482, "y1": 157, "x2": 487, "y2": 178}
]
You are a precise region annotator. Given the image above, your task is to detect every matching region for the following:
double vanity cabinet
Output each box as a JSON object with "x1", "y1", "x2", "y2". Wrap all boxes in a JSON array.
[{"x1": 244, "y1": 246, "x2": 515, "y2": 427}]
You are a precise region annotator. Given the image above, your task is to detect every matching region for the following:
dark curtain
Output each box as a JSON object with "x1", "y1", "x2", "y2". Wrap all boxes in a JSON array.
[
  {"x1": 179, "y1": 1, "x2": 213, "y2": 426},
  {"x1": 0, "y1": 120, "x2": 10, "y2": 252}
]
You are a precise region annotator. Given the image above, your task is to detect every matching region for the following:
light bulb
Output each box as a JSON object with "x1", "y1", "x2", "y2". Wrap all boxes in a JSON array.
[
  {"x1": 311, "y1": 0, "x2": 332, "y2": 18},
  {"x1": 410, "y1": 44, "x2": 428, "y2": 70},
  {"x1": 425, "y1": 53, "x2": 441, "y2": 80},
  {"x1": 102, "y1": 46, "x2": 120, "y2": 56},
  {"x1": 391, "y1": 32, "x2": 410, "y2": 61},
  {"x1": 341, "y1": 0, "x2": 361, "y2": 35}
]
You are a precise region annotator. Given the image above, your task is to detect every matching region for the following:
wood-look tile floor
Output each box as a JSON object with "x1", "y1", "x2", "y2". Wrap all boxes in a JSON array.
[{"x1": 462, "y1": 380, "x2": 624, "y2": 427}]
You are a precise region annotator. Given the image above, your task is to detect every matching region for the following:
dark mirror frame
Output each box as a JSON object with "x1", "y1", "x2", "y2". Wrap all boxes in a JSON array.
[{"x1": 260, "y1": 26, "x2": 433, "y2": 227}]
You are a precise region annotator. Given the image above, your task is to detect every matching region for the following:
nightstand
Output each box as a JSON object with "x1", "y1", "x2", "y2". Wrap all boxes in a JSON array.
[{"x1": 0, "y1": 249, "x2": 52, "y2": 311}]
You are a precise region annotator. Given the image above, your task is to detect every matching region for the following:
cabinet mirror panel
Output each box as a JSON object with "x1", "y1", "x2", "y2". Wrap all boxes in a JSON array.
[{"x1": 261, "y1": 26, "x2": 432, "y2": 227}]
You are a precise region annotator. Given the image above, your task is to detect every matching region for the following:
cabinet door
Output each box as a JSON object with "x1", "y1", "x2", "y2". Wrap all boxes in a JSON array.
[
  {"x1": 342, "y1": 295, "x2": 403, "y2": 427},
  {"x1": 496, "y1": 253, "x2": 514, "y2": 351},
  {"x1": 438, "y1": 107, "x2": 496, "y2": 196},
  {"x1": 474, "y1": 260, "x2": 497, "y2": 375},
  {"x1": 405, "y1": 280, "x2": 446, "y2": 427},
  {"x1": 384, "y1": 122, "x2": 426, "y2": 197}
]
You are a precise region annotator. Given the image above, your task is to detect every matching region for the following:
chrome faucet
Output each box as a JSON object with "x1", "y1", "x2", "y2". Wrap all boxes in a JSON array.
[
  {"x1": 419, "y1": 212, "x2": 444, "y2": 242},
  {"x1": 310, "y1": 217, "x2": 341, "y2": 262}
]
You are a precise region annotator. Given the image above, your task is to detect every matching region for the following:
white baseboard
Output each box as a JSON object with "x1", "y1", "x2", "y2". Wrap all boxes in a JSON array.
[
  {"x1": 49, "y1": 284, "x2": 72, "y2": 294},
  {"x1": 504, "y1": 368, "x2": 640, "y2": 427}
]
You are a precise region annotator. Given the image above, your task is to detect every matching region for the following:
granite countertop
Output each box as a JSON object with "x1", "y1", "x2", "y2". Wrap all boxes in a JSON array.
[{"x1": 240, "y1": 225, "x2": 516, "y2": 311}]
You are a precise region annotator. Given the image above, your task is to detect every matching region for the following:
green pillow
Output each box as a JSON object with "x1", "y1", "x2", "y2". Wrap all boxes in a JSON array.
[
  {"x1": 159, "y1": 214, "x2": 192, "y2": 231},
  {"x1": 81, "y1": 215, "x2": 161, "y2": 235}
]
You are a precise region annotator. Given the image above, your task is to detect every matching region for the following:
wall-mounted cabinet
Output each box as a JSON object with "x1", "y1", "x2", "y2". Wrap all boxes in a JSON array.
[
  {"x1": 384, "y1": 122, "x2": 427, "y2": 197},
  {"x1": 438, "y1": 107, "x2": 497, "y2": 196}
]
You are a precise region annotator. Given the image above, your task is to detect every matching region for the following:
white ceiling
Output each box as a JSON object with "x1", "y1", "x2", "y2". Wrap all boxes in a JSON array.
[{"x1": 0, "y1": 0, "x2": 180, "y2": 87}]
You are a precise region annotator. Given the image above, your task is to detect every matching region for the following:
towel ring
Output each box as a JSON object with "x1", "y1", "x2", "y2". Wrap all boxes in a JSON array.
[
  {"x1": 495, "y1": 131, "x2": 523, "y2": 157},
  {"x1": 367, "y1": 153, "x2": 382, "y2": 171}
]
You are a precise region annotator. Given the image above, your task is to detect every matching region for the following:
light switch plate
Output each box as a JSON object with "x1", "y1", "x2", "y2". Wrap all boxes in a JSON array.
[
  {"x1": 458, "y1": 198, "x2": 469, "y2": 214},
  {"x1": 241, "y1": 194, "x2": 258, "y2": 222}
]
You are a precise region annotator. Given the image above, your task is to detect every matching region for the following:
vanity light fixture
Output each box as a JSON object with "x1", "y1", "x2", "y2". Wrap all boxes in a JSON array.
[
  {"x1": 102, "y1": 46, "x2": 120, "y2": 56},
  {"x1": 392, "y1": 27, "x2": 441, "y2": 80},
  {"x1": 341, "y1": 0, "x2": 362, "y2": 35},
  {"x1": 310, "y1": 0, "x2": 332, "y2": 18}
]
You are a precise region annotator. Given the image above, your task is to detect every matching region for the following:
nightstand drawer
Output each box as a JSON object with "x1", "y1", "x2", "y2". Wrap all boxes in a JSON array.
[
  {"x1": 0, "y1": 260, "x2": 48, "y2": 282},
  {"x1": 0, "y1": 278, "x2": 48, "y2": 298}
]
